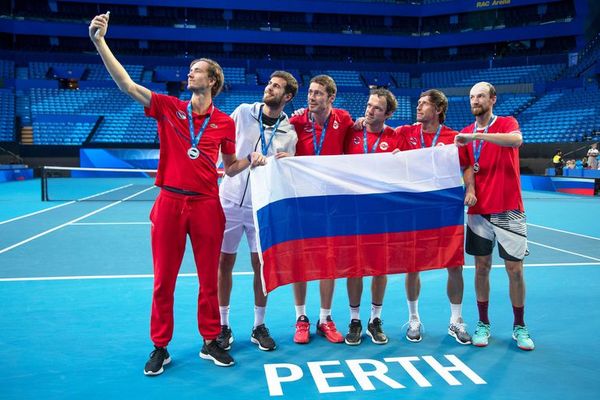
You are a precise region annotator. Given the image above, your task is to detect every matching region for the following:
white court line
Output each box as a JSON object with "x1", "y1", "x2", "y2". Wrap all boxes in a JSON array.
[
  {"x1": 1, "y1": 263, "x2": 599, "y2": 282},
  {"x1": 528, "y1": 240, "x2": 600, "y2": 262},
  {"x1": 0, "y1": 201, "x2": 76, "y2": 225},
  {"x1": 527, "y1": 223, "x2": 600, "y2": 241},
  {"x1": 0, "y1": 183, "x2": 152, "y2": 225},
  {"x1": 71, "y1": 222, "x2": 151, "y2": 225},
  {"x1": 77, "y1": 183, "x2": 135, "y2": 201},
  {"x1": 0, "y1": 271, "x2": 254, "y2": 282},
  {"x1": 0, "y1": 186, "x2": 156, "y2": 255}
]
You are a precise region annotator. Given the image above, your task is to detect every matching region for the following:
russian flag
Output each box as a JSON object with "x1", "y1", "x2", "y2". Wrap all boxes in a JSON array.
[
  {"x1": 250, "y1": 145, "x2": 465, "y2": 293},
  {"x1": 550, "y1": 177, "x2": 596, "y2": 196}
]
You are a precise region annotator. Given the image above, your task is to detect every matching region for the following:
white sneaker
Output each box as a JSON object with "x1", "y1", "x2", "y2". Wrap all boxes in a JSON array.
[{"x1": 405, "y1": 319, "x2": 422, "y2": 342}]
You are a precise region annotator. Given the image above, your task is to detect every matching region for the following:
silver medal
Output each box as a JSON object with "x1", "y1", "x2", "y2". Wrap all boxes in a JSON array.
[
  {"x1": 473, "y1": 162, "x2": 480, "y2": 173},
  {"x1": 187, "y1": 147, "x2": 200, "y2": 159}
]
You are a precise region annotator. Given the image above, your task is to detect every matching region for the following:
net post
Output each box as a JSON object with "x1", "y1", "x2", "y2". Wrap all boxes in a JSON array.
[{"x1": 41, "y1": 166, "x2": 48, "y2": 201}]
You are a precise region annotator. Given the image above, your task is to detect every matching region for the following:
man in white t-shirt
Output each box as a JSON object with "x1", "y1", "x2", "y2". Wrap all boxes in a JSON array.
[
  {"x1": 587, "y1": 143, "x2": 598, "y2": 170},
  {"x1": 217, "y1": 71, "x2": 299, "y2": 352}
]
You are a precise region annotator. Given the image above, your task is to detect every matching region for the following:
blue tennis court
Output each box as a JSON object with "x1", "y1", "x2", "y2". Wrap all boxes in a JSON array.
[{"x1": 1, "y1": 178, "x2": 599, "y2": 399}]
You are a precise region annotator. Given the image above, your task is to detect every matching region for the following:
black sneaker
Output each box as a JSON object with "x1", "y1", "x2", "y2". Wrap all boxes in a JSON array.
[
  {"x1": 144, "y1": 346, "x2": 171, "y2": 376},
  {"x1": 216, "y1": 325, "x2": 234, "y2": 350},
  {"x1": 200, "y1": 340, "x2": 235, "y2": 367},
  {"x1": 345, "y1": 319, "x2": 362, "y2": 346},
  {"x1": 367, "y1": 318, "x2": 389, "y2": 345},
  {"x1": 251, "y1": 324, "x2": 276, "y2": 351}
]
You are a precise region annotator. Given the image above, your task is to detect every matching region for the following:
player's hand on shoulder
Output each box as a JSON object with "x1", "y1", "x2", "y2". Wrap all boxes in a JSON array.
[
  {"x1": 291, "y1": 107, "x2": 306, "y2": 117},
  {"x1": 353, "y1": 117, "x2": 366, "y2": 131}
]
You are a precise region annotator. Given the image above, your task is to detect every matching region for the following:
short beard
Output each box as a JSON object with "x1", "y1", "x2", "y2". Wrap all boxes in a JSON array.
[
  {"x1": 263, "y1": 95, "x2": 284, "y2": 109},
  {"x1": 471, "y1": 106, "x2": 487, "y2": 116}
]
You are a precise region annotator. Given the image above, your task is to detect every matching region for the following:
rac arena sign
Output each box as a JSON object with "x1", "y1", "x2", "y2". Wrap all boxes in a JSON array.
[{"x1": 476, "y1": 0, "x2": 511, "y2": 7}]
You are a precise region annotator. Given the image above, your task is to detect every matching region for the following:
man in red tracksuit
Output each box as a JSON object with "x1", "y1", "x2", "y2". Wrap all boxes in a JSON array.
[{"x1": 89, "y1": 12, "x2": 264, "y2": 376}]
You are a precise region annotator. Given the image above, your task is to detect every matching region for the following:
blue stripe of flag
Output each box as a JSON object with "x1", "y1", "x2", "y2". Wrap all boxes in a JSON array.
[{"x1": 257, "y1": 186, "x2": 465, "y2": 251}]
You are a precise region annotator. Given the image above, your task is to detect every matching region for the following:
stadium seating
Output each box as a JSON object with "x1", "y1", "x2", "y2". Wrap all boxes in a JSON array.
[
  {"x1": 211, "y1": 89, "x2": 265, "y2": 115},
  {"x1": 29, "y1": 62, "x2": 143, "y2": 81},
  {"x1": 29, "y1": 87, "x2": 162, "y2": 144},
  {"x1": 222, "y1": 67, "x2": 247, "y2": 85},
  {"x1": 0, "y1": 89, "x2": 15, "y2": 142},
  {"x1": 390, "y1": 72, "x2": 411, "y2": 88},
  {"x1": 0, "y1": 44, "x2": 597, "y2": 146},
  {"x1": 320, "y1": 70, "x2": 364, "y2": 87},
  {"x1": 520, "y1": 87, "x2": 600, "y2": 142},
  {"x1": 32, "y1": 117, "x2": 97, "y2": 145},
  {"x1": 0, "y1": 59, "x2": 15, "y2": 80},
  {"x1": 421, "y1": 64, "x2": 564, "y2": 88},
  {"x1": 256, "y1": 68, "x2": 303, "y2": 85}
]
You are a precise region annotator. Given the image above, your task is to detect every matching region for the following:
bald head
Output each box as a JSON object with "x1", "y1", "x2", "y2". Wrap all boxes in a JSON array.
[
  {"x1": 470, "y1": 82, "x2": 496, "y2": 98},
  {"x1": 469, "y1": 81, "x2": 497, "y2": 117}
]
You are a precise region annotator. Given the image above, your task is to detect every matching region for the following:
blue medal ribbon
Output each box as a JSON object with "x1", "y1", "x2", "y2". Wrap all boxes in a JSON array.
[
  {"x1": 258, "y1": 105, "x2": 283, "y2": 156},
  {"x1": 472, "y1": 114, "x2": 497, "y2": 169},
  {"x1": 363, "y1": 126, "x2": 385, "y2": 154},
  {"x1": 187, "y1": 101, "x2": 213, "y2": 150},
  {"x1": 310, "y1": 112, "x2": 331, "y2": 156},
  {"x1": 420, "y1": 124, "x2": 443, "y2": 148}
]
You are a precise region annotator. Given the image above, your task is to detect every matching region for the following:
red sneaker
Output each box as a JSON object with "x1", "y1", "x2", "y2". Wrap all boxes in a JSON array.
[
  {"x1": 294, "y1": 315, "x2": 310, "y2": 344},
  {"x1": 316, "y1": 316, "x2": 344, "y2": 343}
]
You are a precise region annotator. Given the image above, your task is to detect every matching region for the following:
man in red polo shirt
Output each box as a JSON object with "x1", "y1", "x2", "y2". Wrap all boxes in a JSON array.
[
  {"x1": 289, "y1": 75, "x2": 354, "y2": 344},
  {"x1": 454, "y1": 81, "x2": 534, "y2": 351},
  {"x1": 89, "y1": 13, "x2": 265, "y2": 376},
  {"x1": 396, "y1": 89, "x2": 475, "y2": 346},
  {"x1": 342, "y1": 88, "x2": 398, "y2": 346}
]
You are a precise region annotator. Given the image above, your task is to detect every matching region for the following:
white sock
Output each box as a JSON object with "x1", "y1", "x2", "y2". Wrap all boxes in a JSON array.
[
  {"x1": 371, "y1": 303, "x2": 383, "y2": 321},
  {"x1": 254, "y1": 306, "x2": 266, "y2": 328},
  {"x1": 219, "y1": 305, "x2": 230, "y2": 326},
  {"x1": 295, "y1": 305, "x2": 306, "y2": 320},
  {"x1": 319, "y1": 308, "x2": 331, "y2": 324},
  {"x1": 450, "y1": 303, "x2": 462, "y2": 324},
  {"x1": 407, "y1": 300, "x2": 419, "y2": 321},
  {"x1": 350, "y1": 304, "x2": 360, "y2": 320}
]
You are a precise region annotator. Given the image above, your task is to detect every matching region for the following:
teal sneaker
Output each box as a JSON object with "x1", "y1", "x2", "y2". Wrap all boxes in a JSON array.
[
  {"x1": 512, "y1": 325, "x2": 535, "y2": 351},
  {"x1": 472, "y1": 321, "x2": 491, "y2": 347}
]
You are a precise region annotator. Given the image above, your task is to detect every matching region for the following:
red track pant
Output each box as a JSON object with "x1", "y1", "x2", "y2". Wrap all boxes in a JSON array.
[{"x1": 149, "y1": 189, "x2": 224, "y2": 347}]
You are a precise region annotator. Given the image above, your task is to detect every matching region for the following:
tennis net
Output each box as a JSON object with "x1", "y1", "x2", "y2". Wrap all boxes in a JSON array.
[{"x1": 41, "y1": 166, "x2": 159, "y2": 201}]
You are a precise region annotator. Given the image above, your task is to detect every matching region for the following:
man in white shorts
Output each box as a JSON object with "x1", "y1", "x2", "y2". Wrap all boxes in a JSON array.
[
  {"x1": 217, "y1": 71, "x2": 299, "y2": 351},
  {"x1": 455, "y1": 82, "x2": 535, "y2": 351},
  {"x1": 587, "y1": 143, "x2": 598, "y2": 170}
]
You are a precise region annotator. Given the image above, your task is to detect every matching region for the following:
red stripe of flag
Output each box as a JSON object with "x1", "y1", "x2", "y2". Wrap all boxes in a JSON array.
[{"x1": 261, "y1": 225, "x2": 464, "y2": 293}]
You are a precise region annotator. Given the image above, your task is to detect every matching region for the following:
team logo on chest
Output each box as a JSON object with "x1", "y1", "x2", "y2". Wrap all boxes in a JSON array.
[
  {"x1": 409, "y1": 137, "x2": 418, "y2": 146},
  {"x1": 176, "y1": 110, "x2": 187, "y2": 120},
  {"x1": 333, "y1": 120, "x2": 339, "y2": 130},
  {"x1": 353, "y1": 135, "x2": 361, "y2": 145},
  {"x1": 210, "y1": 123, "x2": 218, "y2": 128},
  {"x1": 380, "y1": 142, "x2": 389, "y2": 151}
]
